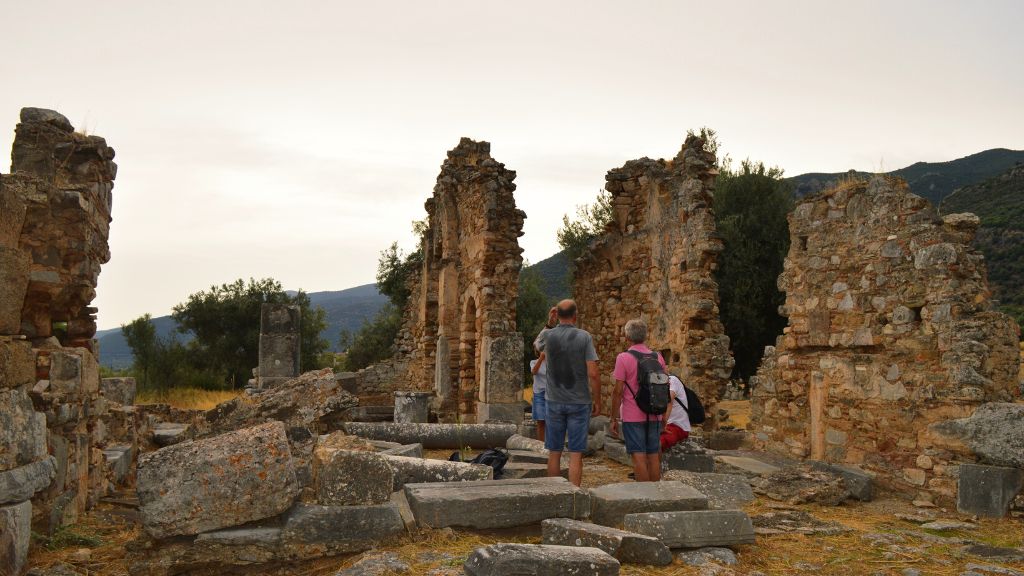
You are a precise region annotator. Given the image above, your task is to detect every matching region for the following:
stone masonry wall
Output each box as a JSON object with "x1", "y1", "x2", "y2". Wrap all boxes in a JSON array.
[
  {"x1": 394, "y1": 138, "x2": 526, "y2": 423},
  {"x1": 0, "y1": 109, "x2": 131, "y2": 566},
  {"x1": 750, "y1": 175, "x2": 1021, "y2": 500},
  {"x1": 573, "y1": 134, "x2": 734, "y2": 425}
]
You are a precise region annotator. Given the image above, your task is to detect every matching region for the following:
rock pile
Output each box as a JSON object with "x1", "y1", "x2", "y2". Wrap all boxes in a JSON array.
[
  {"x1": 573, "y1": 134, "x2": 734, "y2": 424},
  {"x1": 750, "y1": 175, "x2": 1022, "y2": 505}
]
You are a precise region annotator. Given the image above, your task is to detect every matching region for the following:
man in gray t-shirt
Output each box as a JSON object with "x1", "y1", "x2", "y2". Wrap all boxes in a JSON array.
[{"x1": 543, "y1": 299, "x2": 601, "y2": 486}]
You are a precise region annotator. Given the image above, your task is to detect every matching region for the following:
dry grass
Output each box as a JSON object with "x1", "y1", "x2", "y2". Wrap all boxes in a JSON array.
[{"x1": 135, "y1": 387, "x2": 239, "y2": 410}]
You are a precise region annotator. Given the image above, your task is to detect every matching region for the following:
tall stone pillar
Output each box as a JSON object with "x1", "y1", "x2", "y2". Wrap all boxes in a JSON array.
[
  {"x1": 476, "y1": 334, "x2": 524, "y2": 423},
  {"x1": 257, "y1": 304, "x2": 301, "y2": 388}
]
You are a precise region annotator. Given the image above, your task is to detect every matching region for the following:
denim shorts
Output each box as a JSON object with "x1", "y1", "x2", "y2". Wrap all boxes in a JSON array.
[
  {"x1": 544, "y1": 401, "x2": 590, "y2": 453},
  {"x1": 622, "y1": 420, "x2": 662, "y2": 454},
  {"x1": 532, "y1": 390, "x2": 547, "y2": 422}
]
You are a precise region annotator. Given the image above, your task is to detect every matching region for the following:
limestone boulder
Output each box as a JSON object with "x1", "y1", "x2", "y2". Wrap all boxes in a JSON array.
[
  {"x1": 136, "y1": 421, "x2": 300, "y2": 539},
  {"x1": 313, "y1": 447, "x2": 393, "y2": 506},
  {"x1": 930, "y1": 403, "x2": 1024, "y2": 468}
]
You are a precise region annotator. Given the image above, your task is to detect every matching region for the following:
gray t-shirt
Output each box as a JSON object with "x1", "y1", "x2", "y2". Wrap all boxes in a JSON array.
[{"x1": 544, "y1": 323, "x2": 598, "y2": 405}]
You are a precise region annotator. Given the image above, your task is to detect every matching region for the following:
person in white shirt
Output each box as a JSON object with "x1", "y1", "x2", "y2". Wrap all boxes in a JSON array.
[{"x1": 660, "y1": 373, "x2": 691, "y2": 451}]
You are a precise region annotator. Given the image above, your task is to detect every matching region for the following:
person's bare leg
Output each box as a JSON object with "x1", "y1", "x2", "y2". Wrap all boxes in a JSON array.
[
  {"x1": 547, "y1": 451, "x2": 562, "y2": 478},
  {"x1": 537, "y1": 421, "x2": 545, "y2": 442},
  {"x1": 631, "y1": 453, "x2": 650, "y2": 482},
  {"x1": 647, "y1": 453, "x2": 661, "y2": 482},
  {"x1": 567, "y1": 452, "x2": 584, "y2": 486}
]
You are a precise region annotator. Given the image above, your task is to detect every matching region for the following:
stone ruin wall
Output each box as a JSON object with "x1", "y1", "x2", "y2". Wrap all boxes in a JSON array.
[
  {"x1": 750, "y1": 175, "x2": 1021, "y2": 500},
  {"x1": 574, "y1": 135, "x2": 734, "y2": 424},
  {"x1": 1, "y1": 108, "x2": 136, "y2": 551},
  {"x1": 349, "y1": 138, "x2": 526, "y2": 424}
]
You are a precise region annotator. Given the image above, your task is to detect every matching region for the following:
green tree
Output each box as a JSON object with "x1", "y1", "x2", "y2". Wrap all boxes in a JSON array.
[
  {"x1": 376, "y1": 242, "x2": 423, "y2": 310},
  {"x1": 121, "y1": 314, "x2": 157, "y2": 388},
  {"x1": 340, "y1": 304, "x2": 402, "y2": 371},
  {"x1": 556, "y1": 189, "x2": 613, "y2": 278},
  {"x1": 172, "y1": 278, "x2": 328, "y2": 388},
  {"x1": 517, "y1": 265, "x2": 553, "y2": 374},
  {"x1": 714, "y1": 159, "x2": 794, "y2": 381}
]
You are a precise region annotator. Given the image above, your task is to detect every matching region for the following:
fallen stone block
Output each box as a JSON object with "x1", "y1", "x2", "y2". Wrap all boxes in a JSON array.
[
  {"x1": 0, "y1": 500, "x2": 31, "y2": 576},
  {"x1": 313, "y1": 448, "x2": 393, "y2": 505},
  {"x1": 100, "y1": 377, "x2": 136, "y2": 405},
  {"x1": 404, "y1": 477, "x2": 590, "y2": 529},
  {"x1": 383, "y1": 454, "x2": 492, "y2": 490},
  {"x1": 389, "y1": 490, "x2": 416, "y2": 532},
  {"x1": 931, "y1": 403, "x2": 1024, "y2": 469},
  {"x1": 0, "y1": 456, "x2": 56, "y2": 504},
  {"x1": 281, "y1": 502, "x2": 404, "y2": 551},
  {"x1": 506, "y1": 433, "x2": 548, "y2": 453},
  {"x1": 103, "y1": 446, "x2": 132, "y2": 486},
  {"x1": 589, "y1": 481, "x2": 708, "y2": 527},
  {"x1": 957, "y1": 463, "x2": 1024, "y2": 518},
  {"x1": 662, "y1": 450, "x2": 715, "y2": 473},
  {"x1": 604, "y1": 439, "x2": 632, "y2": 466},
  {"x1": 137, "y1": 420, "x2": 300, "y2": 539},
  {"x1": 623, "y1": 509, "x2": 756, "y2": 548},
  {"x1": 508, "y1": 449, "x2": 549, "y2": 464},
  {"x1": 379, "y1": 443, "x2": 423, "y2": 458},
  {"x1": 809, "y1": 460, "x2": 874, "y2": 501},
  {"x1": 341, "y1": 405, "x2": 394, "y2": 423},
  {"x1": 464, "y1": 543, "x2": 620, "y2": 576},
  {"x1": 151, "y1": 422, "x2": 189, "y2": 447},
  {"x1": 714, "y1": 455, "x2": 781, "y2": 477},
  {"x1": 503, "y1": 462, "x2": 567, "y2": 479},
  {"x1": 393, "y1": 390, "x2": 432, "y2": 424},
  {"x1": 342, "y1": 422, "x2": 517, "y2": 449},
  {"x1": 542, "y1": 518, "x2": 672, "y2": 566},
  {"x1": 961, "y1": 544, "x2": 1024, "y2": 563},
  {"x1": 662, "y1": 470, "x2": 754, "y2": 510},
  {"x1": 589, "y1": 415, "x2": 610, "y2": 434},
  {"x1": 964, "y1": 563, "x2": 1024, "y2": 576},
  {"x1": 587, "y1": 431, "x2": 606, "y2": 454}
]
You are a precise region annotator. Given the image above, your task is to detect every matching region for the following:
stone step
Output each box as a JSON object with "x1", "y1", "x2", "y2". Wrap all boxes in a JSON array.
[
  {"x1": 623, "y1": 510, "x2": 756, "y2": 548},
  {"x1": 541, "y1": 518, "x2": 672, "y2": 566},
  {"x1": 589, "y1": 481, "x2": 708, "y2": 527},
  {"x1": 342, "y1": 422, "x2": 517, "y2": 449},
  {"x1": 662, "y1": 471, "x2": 754, "y2": 510},
  {"x1": 403, "y1": 477, "x2": 590, "y2": 529},
  {"x1": 464, "y1": 543, "x2": 620, "y2": 575}
]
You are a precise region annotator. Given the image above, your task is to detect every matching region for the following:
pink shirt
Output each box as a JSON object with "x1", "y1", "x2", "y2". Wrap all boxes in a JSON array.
[{"x1": 613, "y1": 344, "x2": 666, "y2": 423}]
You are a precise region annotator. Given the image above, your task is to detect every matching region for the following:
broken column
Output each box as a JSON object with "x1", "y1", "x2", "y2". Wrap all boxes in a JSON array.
[
  {"x1": 750, "y1": 175, "x2": 1021, "y2": 500},
  {"x1": 573, "y1": 134, "x2": 734, "y2": 424},
  {"x1": 257, "y1": 303, "x2": 301, "y2": 388}
]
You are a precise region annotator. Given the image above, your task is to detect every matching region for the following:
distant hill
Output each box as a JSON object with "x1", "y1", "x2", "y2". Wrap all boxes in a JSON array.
[
  {"x1": 940, "y1": 162, "x2": 1024, "y2": 327},
  {"x1": 97, "y1": 283, "x2": 388, "y2": 368},
  {"x1": 527, "y1": 250, "x2": 571, "y2": 303},
  {"x1": 789, "y1": 148, "x2": 1024, "y2": 205}
]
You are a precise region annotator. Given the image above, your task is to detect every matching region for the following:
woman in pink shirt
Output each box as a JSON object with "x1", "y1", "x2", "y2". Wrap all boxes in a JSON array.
[{"x1": 610, "y1": 318, "x2": 665, "y2": 482}]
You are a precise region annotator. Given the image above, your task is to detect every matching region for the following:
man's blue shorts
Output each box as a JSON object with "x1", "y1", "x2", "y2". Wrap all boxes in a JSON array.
[
  {"x1": 532, "y1": 390, "x2": 547, "y2": 422},
  {"x1": 544, "y1": 401, "x2": 590, "y2": 453},
  {"x1": 622, "y1": 420, "x2": 662, "y2": 454}
]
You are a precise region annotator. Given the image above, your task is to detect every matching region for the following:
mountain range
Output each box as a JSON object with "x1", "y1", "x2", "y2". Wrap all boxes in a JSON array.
[{"x1": 97, "y1": 148, "x2": 1024, "y2": 367}]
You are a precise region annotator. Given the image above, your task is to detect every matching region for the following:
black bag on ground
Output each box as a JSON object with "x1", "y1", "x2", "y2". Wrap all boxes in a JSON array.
[
  {"x1": 626, "y1": 350, "x2": 671, "y2": 415},
  {"x1": 449, "y1": 448, "x2": 509, "y2": 479}
]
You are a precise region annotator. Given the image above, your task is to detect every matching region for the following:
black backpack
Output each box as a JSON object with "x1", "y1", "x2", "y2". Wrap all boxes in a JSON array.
[
  {"x1": 449, "y1": 448, "x2": 509, "y2": 479},
  {"x1": 626, "y1": 350, "x2": 671, "y2": 415},
  {"x1": 674, "y1": 382, "x2": 706, "y2": 425}
]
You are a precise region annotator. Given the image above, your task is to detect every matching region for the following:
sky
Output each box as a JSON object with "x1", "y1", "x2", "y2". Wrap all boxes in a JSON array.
[{"x1": 1, "y1": 0, "x2": 1022, "y2": 330}]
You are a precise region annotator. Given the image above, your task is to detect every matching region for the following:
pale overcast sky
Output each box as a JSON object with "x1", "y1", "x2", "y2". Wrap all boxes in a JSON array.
[{"x1": 2, "y1": 0, "x2": 1022, "y2": 329}]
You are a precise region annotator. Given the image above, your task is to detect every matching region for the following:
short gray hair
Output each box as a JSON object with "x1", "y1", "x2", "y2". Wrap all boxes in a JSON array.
[{"x1": 624, "y1": 319, "x2": 647, "y2": 344}]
